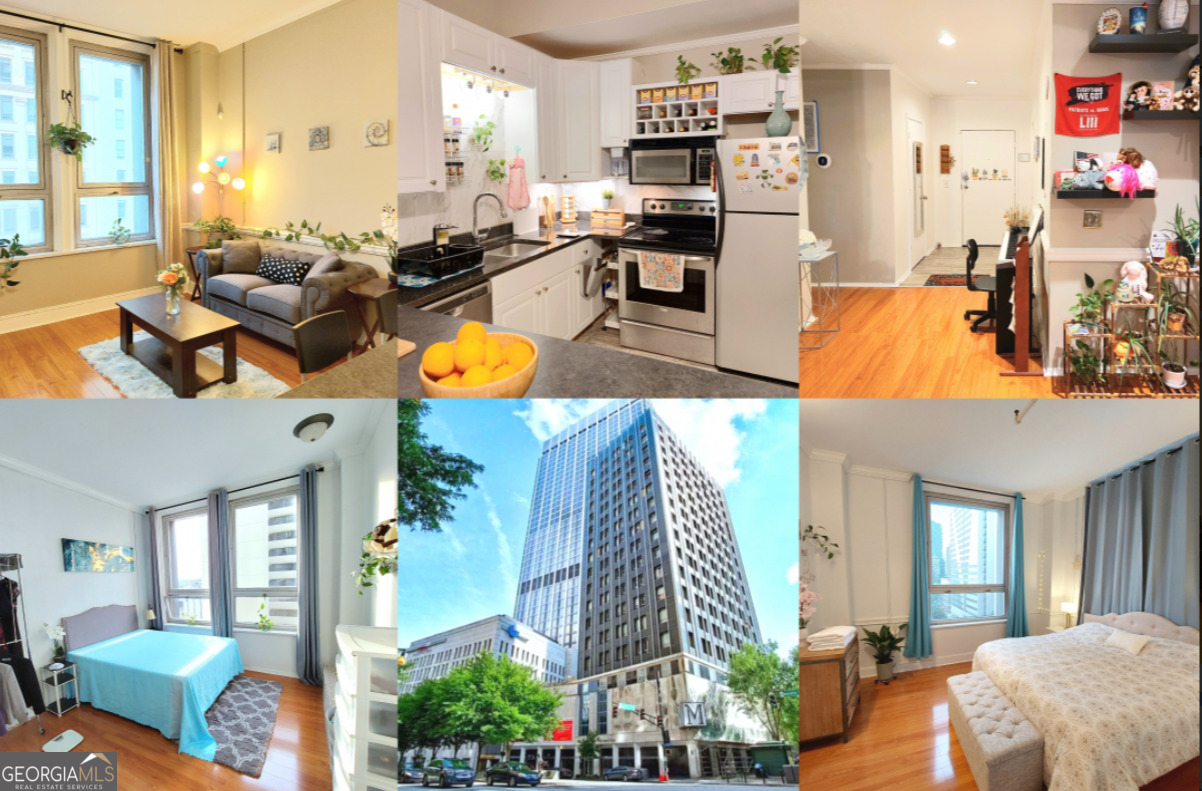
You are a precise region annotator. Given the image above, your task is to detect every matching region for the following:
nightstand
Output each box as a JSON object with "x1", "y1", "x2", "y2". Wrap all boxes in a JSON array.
[{"x1": 41, "y1": 661, "x2": 78, "y2": 716}]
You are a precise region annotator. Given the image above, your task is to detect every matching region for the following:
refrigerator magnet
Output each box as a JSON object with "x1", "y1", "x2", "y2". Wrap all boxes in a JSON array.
[
  {"x1": 740, "y1": 185, "x2": 754, "y2": 193},
  {"x1": 738, "y1": 143, "x2": 760, "y2": 150},
  {"x1": 733, "y1": 154, "x2": 745, "y2": 166},
  {"x1": 735, "y1": 171, "x2": 750, "y2": 180},
  {"x1": 769, "y1": 142, "x2": 782, "y2": 151}
]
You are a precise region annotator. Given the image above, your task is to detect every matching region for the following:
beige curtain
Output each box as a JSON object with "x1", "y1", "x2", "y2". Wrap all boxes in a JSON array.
[{"x1": 154, "y1": 41, "x2": 185, "y2": 272}]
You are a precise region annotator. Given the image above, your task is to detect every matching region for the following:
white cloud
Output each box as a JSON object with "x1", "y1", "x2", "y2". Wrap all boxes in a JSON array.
[
  {"x1": 650, "y1": 399, "x2": 769, "y2": 487},
  {"x1": 481, "y1": 490, "x2": 517, "y2": 594},
  {"x1": 786, "y1": 562, "x2": 799, "y2": 586},
  {"x1": 512, "y1": 493, "x2": 530, "y2": 507},
  {"x1": 514, "y1": 399, "x2": 613, "y2": 442}
]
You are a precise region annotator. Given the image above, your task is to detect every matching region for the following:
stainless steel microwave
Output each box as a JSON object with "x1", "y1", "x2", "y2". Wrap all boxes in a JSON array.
[{"x1": 629, "y1": 139, "x2": 716, "y2": 185}]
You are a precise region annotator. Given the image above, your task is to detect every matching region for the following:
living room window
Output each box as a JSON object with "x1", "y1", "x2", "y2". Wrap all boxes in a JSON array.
[
  {"x1": 0, "y1": 26, "x2": 48, "y2": 251},
  {"x1": 926, "y1": 492, "x2": 1010, "y2": 623},
  {"x1": 163, "y1": 508, "x2": 212, "y2": 626},
  {"x1": 230, "y1": 490, "x2": 301, "y2": 633},
  {"x1": 73, "y1": 42, "x2": 152, "y2": 247}
]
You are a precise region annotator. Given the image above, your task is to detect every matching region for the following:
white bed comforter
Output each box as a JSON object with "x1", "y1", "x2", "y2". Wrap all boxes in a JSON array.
[{"x1": 973, "y1": 622, "x2": 1199, "y2": 791}]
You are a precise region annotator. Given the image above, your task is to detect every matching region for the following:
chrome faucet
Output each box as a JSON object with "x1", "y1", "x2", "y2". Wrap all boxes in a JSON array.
[{"x1": 473, "y1": 193, "x2": 508, "y2": 244}]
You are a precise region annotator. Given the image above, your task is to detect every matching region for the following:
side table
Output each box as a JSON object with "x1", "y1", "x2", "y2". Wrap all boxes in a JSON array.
[
  {"x1": 184, "y1": 247, "x2": 206, "y2": 302},
  {"x1": 41, "y1": 661, "x2": 78, "y2": 716},
  {"x1": 348, "y1": 278, "x2": 398, "y2": 352}
]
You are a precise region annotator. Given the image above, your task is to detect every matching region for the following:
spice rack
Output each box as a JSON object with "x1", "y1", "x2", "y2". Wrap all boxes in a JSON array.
[{"x1": 633, "y1": 79, "x2": 723, "y2": 138}]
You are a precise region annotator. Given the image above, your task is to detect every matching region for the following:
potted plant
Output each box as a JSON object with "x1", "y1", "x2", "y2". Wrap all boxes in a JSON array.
[
  {"x1": 1003, "y1": 205, "x2": 1031, "y2": 233},
  {"x1": 256, "y1": 599, "x2": 274, "y2": 632},
  {"x1": 711, "y1": 47, "x2": 746, "y2": 75},
  {"x1": 799, "y1": 581, "x2": 821, "y2": 641},
  {"x1": 111, "y1": 219, "x2": 131, "y2": 246},
  {"x1": 860, "y1": 624, "x2": 907, "y2": 684},
  {"x1": 471, "y1": 115, "x2": 496, "y2": 152},
  {"x1": 675, "y1": 56, "x2": 701, "y2": 85},
  {"x1": 1156, "y1": 282, "x2": 1198, "y2": 388},
  {"x1": 1069, "y1": 273, "x2": 1114, "y2": 331},
  {"x1": 1113, "y1": 316, "x2": 1155, "y2": 390},
  {"x1": 486, "y1": 158, "x2": 508, "y2": 183},
  {"x1": 759, "y1": 38, "x2": 800, "y2": 74},
  {"x1": 1, "y1": 234, "x2": 27, "y2": 291},
  {"x1": 355, "y1": 516, "x2": 397, "y2": 594},
  {"x1": 193, "y1": 216, "x2": 241, "y2": 248},
  {"x1": 1069, "y1": 338, "x2": 1107, "y2": 387},
  {"x1": 42, "y1": 621, "x2": 66, "y2": 661},
  {"x1": 46, "y1": 121, "x2": 96, "y2": 160},
  {"x1": 601, "y1": 189, "x2": 614, "y2": 209},
  {"x1": 1162, "y1": 198, "x2": 1200, "y2": 263}
]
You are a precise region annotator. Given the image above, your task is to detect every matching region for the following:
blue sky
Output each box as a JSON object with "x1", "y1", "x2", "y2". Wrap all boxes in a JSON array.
[{"x1": 399, "y1": 399, "x2": 799, "y2": 658}]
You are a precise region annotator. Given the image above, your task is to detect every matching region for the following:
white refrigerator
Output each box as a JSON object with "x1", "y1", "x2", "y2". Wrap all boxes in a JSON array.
[{"x1": 715, "y1": 137, "x2": 801, "y2": 384}]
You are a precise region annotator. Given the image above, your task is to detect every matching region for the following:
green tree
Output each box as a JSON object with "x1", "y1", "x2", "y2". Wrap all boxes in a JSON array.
[
  {"x1": 726, "y1": 641, "x2": 797, "y2": 742},
  {"x1": 444, "y1": 652, "x2": 564, "y2": 762},
  {"x1": 577, "y1": 732, "x2": 601, "y2": 778},
  {"x1": 398, "y1": 399, "x2": 484, "y2": 533}
]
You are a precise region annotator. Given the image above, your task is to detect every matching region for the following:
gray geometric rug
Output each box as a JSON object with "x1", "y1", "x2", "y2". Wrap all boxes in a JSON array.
[{"x1": 204, "y1": 675, "x2": 282, "y2": 777}]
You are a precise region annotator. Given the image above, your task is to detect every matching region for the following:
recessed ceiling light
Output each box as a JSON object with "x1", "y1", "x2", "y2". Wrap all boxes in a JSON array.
[
  {"x1": 966, "y1": 80, "x2": 979, "y2": 85},
  {"x1": 939, "y1": 30, "x2": 956, "y2": 46}
]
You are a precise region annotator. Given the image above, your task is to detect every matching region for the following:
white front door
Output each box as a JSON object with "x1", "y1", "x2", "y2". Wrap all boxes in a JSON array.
[
  {"x1": 960, "y1": 130, "x2": 1016, "y2": 246},
  {"x1": 906, "y1": 116, "x2": 926, "y2": 270}
]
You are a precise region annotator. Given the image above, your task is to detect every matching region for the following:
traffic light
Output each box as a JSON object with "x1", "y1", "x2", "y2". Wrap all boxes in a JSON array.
[
  {"x1": 612, "y1": 704, "x2": 618, "y2": 718},
  {"x1": 655, "y1": 713, "x2": 663, "y2": 728},
  {"x1": 639, "y1": 708, "x2": 645, "y2": 720},
  {"x1": 768, "y1": 692, "x2": 779, "y2": 709}
]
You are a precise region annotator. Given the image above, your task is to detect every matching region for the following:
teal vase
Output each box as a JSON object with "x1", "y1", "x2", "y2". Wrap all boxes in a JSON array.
[{"x1": 766, "y1": 90, "x2": 792, "y2": 137}]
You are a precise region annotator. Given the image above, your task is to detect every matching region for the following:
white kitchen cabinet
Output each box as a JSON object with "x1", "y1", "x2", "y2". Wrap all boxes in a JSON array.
[
  {"x1": 494, "y1": 289, "x2": 541, "y2": 335},
  {"x1": 536, "y1": 56, "x2": 560, "y2": 184},
  {"x1": 783, "y1": 70, "x2": 800, "y2": 111},
  {"x1": 570, "y1": 241, "x2": 605, "y2": 336},
  {"x1": 541, "y1": 267, "x2": 576, "y2": 340},
  {"x1": 599, "y1": 58, "x2": 646, "y2": 149},
  {"x1": 722, "y1": 71, "x2": 783, "y2": 115},
  {"x1": 397, "y1": 0, "x2": 445, "y2": 193},
  {"x1": 557, "y1": 60, "x2": 601, "y2": 182},
  {"x1": 439, "y1": 13, "x2": 493, "y2": 75},
  {"x1": 491, "y1": 243, "x2": 603, "y2": 339},
  {"x1": 494, "y1": 37, "x2": 538, "y2": 87}
]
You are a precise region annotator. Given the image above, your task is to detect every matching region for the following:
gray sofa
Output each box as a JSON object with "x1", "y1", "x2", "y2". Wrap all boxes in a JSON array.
[{"x1": 196, "y1": 240, "x2": 376, "y2": 348}]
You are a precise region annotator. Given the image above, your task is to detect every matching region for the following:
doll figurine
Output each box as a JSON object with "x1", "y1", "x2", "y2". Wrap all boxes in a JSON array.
[
  {"x1": 1119, "y1": 260, "x2": 1154, "y2": 303},
  {"x1": 1116, "y1": 147, "x2": 1159, "y2": 190},
  {"x1": 1125, "y1": 80, "x2": 1154, "y2": 111},
  {"x1": 1173, "y1": 83, "x2": 1199, "y2": 111},
  {"x1": 1105, "y1": 162, "x2": 1142, "y2": 198}
]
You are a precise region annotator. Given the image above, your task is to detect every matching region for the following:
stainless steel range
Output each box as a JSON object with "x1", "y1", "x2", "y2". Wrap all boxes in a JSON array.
[{"x1": 617, "y1": 198, "x2": 717, "y2": 365}]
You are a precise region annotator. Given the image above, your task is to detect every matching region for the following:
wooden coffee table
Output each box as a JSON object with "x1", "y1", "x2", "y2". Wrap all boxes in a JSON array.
[{"x1": 116, "y1": 293, "x2": 242, "y2": 398}]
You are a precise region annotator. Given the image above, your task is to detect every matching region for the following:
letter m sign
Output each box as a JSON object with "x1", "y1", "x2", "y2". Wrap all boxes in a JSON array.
[{"x1": 678, "y1": 702, "x2": 707, "y2": 727}]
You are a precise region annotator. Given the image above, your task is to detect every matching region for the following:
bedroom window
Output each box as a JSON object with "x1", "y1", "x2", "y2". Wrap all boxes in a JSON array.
[
  {"x1": 230, "y1": 489, "x2": 300, "y2": 633},
  {"x1": 163, "y1": 508, "x2": 212, "y2": 625},
  {"x1": 926, "y1": 493, "x2": 1010, "y2": 623}
]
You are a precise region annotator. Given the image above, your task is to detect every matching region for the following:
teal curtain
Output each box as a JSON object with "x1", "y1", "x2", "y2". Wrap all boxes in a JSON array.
[
  {"x1": 1005, "y1": 495, "x2": 1029, "y2": 638},
  {"x1": 903, "y1": 475, "x2": 932, "y2": 659}
]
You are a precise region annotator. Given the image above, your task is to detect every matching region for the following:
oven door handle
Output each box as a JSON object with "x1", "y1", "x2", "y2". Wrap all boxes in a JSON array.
[{"x1": 620, "y1": 252, "x2": 714, "y2": 266}]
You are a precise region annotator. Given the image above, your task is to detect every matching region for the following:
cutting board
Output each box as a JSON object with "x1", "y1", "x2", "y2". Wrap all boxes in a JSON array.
[{"x1": 398, "y1": 339, "x2": 416, "y2": 358}]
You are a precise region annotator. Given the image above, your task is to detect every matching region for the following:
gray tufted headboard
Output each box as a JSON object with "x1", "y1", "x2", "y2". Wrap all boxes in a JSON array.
[
  {"x1": 1083, "y1": 612, "x2": 1200, "y2": 646},
  {"x1": 62, "y1": 604, "x2": 139, "y2": 653}
]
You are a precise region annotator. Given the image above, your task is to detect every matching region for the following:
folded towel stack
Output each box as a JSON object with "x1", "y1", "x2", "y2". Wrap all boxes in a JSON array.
[{"x1": 806, "y1": 625, "x2": 856, "y2": 652}]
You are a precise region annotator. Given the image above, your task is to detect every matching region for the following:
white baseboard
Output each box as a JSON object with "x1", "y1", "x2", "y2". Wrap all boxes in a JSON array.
[
  {"x1": 242, "y1": 664, "x2": 298, "y2": 679},
  {"x1": 842, "y1": 281, "x2": 901, "y2": 288},
  {"x1": 861, "y1": 650, "x2": 977, "y2": 679},
  {"x1": 0, "y1": 287, "x2": 160, "y2": 335}
]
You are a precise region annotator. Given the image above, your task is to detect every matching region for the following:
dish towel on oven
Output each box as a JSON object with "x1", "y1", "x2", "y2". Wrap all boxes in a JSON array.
[{"x1": 638, "y1": 250, "x2": 686, "y2": 293}]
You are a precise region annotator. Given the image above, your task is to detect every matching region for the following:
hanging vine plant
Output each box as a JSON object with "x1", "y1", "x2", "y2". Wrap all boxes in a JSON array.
[
  {"x1": 47, "y1": 121, "x2": 96, "y2": 161},
  {"x1": 802, "y1": 524, "x2": 839, "y2": 560}
]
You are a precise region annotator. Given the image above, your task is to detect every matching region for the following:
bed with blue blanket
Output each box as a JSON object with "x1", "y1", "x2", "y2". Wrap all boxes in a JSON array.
[{"x1": 63, "y1": 604, "x2": 243, "y2": 760}]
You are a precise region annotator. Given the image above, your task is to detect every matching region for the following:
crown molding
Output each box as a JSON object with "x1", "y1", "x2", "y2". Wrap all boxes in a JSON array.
[
  {"x1": 581, "y1": 24, "x2": 799, "y2": 62},
  {"x1": 848, "y1": 465, "x2": 912, "y2": 482},
  {"x1": 1052, "y1": 486, "x2": 1086, "y2": 503},
  {"x1": 800, "y1": 63, "x2": 894, "y2": 71},
  {"x1": 809, "y1": 449, "x2": 847, "y2": 465},
  {"x1": 0, "y1": 453, "x2": 137, "y2": 512}
]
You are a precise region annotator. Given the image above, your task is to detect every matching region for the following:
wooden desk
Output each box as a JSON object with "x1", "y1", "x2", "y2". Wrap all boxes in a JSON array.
[{"x1": 800, "y1": 635, "x2": 860, "y2": 745}]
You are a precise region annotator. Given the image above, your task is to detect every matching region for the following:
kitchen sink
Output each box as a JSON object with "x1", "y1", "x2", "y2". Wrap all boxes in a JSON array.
[{"x1": 483, "y1": 239, "x2": 551, "y2": 262}]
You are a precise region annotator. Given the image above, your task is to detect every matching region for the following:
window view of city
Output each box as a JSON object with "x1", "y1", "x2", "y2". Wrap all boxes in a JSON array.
[
  {"x1": 0, "y1": 36, "x2": 45, "y2": 246},
  {"x1": 928, "y1": 500, "x2": 1006, "y2": 621}
]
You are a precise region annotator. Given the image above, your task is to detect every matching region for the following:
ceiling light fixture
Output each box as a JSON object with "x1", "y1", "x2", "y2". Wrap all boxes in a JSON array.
[
  {"x1": 966, "y1": 80, "x2": 979, "y2": 85},
  {"x1": 939, "y1": 30, "x2": 956, "y2": 46},
  {"x1": 1013, "y1": 400, "x2": 1037, "y2": 425},
  {"x1": 293, "y1": 413, "x2": 335, "y2": 443}
]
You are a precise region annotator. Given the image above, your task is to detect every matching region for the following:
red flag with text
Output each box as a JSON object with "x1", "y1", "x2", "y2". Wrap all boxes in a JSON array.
[{"x1": 1055, "y1": 73, "x2": 1122, "y2": 136}]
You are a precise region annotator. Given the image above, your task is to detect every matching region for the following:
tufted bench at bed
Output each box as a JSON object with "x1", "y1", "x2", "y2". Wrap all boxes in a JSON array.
[{"x1": 947, "y1": 671, "x2": 1043, "y2": 791}]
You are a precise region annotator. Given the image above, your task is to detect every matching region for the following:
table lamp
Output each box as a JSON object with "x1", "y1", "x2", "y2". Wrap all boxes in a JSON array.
[
  {"x1": 1060, "y1": 601, "x2": 1076, "y2": 628},
  {"x1": 145, "y1": 608, "x2": 157, "y2": 624}
]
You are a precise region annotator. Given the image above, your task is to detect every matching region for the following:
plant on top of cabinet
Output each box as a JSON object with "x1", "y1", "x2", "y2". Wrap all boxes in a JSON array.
[
  {"x1": 472, "y1": 115, "x2": 496, "y2": 152},
  {"x1": 711, "y1": 47, "x2": 746, "y2": 75},
  {"x1": 675, "y1": 55, "x2": 701, "y2": 85},
  {"x1": 486, "y1": 158, "x2": 508, "y2": 183},
  {"x1": 760, "y1": 38, "x2": 799, "y2": 74},
  {"x1": 46, "y1": 120, "x2": 96, "y2": 160}
]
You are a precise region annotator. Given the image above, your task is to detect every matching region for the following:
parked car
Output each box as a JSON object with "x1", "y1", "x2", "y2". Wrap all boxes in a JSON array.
[
  {"x1": 423, "y1": 759, "x2": 476, "y2": 788},
  {"x1": 485, "y1": 762, "x2": 541, "y2": 787},
  {"x1": 402, "y1": 763, "x2": 424, "y2": 784},
  {"x1": 603, "y1": 767, "x2": 645, "y2": 782},
  {"x1": 558, "y1": 768, "x2": 574, "y2": 780}
]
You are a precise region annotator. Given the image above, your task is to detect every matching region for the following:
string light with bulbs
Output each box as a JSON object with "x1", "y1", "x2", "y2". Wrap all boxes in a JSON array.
[{"x1": 192, "y1": 155, "x2": 245, "y2": 212}]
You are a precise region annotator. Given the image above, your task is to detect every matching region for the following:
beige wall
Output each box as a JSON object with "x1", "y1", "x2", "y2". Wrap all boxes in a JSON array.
[
  {"x1": 634, "y1": 33, "x2": 801, "y2": 84},
  {"x1": 0, "y1": 245, "x2": 159, "y2": 323},
  {"x1": 890, "y1": 69, "x2": 934, "y2": 281},
  {"x1": 802, "y1": 68, "x2": 896, "y2": 284}
]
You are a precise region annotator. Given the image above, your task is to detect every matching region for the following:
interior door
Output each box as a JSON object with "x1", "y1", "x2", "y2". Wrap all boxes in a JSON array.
[{"x1": 961, "y1": 130, "x2": 1016, "y2": 246}]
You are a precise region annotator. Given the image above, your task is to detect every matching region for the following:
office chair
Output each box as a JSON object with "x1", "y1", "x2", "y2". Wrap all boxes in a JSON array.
[
  {"x1": 963, "y1": 239, "x2": 997, "y2": 332},
  {"x1": 293, "y1": 310, "x2": 354, "y2": 382}
]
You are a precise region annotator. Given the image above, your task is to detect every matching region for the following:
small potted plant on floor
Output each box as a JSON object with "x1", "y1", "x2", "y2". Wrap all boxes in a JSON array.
[
  {"x1": 1113, "y1": 318, "x2": 1155, "y2": 390},
  {"x1": 861, "y1": 623, "x2": 907, "y2": 684},
  {"x1": 1069, "y1": 273, "x2": 1114, "y2": 332},
  {"x1": 1069, "y1": 338, "x2": 1107, "y2": 387},
  {"x1": 46, "y1": 121, "x2": 96, "y2": 160}
]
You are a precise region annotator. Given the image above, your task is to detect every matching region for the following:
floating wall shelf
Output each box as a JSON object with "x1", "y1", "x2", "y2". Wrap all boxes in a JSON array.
[
  {"x1": 1123, "y1": 109, "x2": 1201, "y2": 120},
  {"x1": 1056, "y1": 189, "x2": 1158, "y2": 199},
  {"x1": 1088, "y1": 32, "x2": 1199, "y2": 53}
]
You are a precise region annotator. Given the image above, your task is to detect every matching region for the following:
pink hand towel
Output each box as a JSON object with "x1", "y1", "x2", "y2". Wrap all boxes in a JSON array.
[{"x1": 508, "y1": 154, "x2": 530, "y2": 211}]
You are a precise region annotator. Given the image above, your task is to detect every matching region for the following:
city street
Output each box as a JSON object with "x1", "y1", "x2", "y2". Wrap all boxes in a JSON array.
[{"x1": 504, "y1": 780, "x2": 790, "y2": 790}]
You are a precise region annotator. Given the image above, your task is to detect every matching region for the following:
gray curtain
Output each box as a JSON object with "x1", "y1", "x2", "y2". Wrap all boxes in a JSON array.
[
  {"x1": 1081, "y1": 436, "x2": 1199, "y2": 628},
  {"x1": 146, "y1": 508, "x2": 164, "y2": 631},
  {"x1": 296, "y1": 465, "x2": 321, "y2": 686},
  {"x1": 207, "y1": 489, "x2": 234, "y2": 638}
]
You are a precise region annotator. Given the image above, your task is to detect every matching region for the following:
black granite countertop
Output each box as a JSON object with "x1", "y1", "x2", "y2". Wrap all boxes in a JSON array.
[
  {"x1": 396, "y1": 219, "x2": 633, "y2": 309},
  {"x1": 397, "y1": 308, "x2": 797, "y2": 399},
  {"x1": 278, "y1": 340, "x2": 398, "y2": 399}
]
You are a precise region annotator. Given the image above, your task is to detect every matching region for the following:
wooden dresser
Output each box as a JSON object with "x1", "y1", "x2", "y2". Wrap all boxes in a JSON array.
[{"x1": 799, "y1": 634, "x2": 860, "y2": 744}]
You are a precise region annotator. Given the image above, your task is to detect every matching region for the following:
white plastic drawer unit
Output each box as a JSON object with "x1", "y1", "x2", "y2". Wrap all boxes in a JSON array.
[{"x1": 334, "y1": 625, "x2": 398, "y2": 791}]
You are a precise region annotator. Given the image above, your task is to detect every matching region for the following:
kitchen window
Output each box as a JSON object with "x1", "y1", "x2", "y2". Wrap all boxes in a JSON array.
[
  {"x1": 73, "y1": 42, "x2": 152, "y2": 246},
  {"x1": 926, "y1": 492, "x2": 1010, "y2": 623},
  {"x1": 230, "y1": 490, "x2": 300, "y2": 633},
  {"x1": 163, "y1": 508, "x2": 212, "y2": 626}
]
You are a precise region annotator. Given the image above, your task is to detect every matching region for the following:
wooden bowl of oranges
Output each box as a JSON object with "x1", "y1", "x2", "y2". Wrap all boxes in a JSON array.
[{"x1": 419, "y1": 322, "x2": 539, "y2": 398}]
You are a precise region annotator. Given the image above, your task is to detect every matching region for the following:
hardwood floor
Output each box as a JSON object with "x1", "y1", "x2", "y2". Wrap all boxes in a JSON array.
[
  {"x1": 0, "y1": 308, "x2": 316, "y2": 398},
  {"x1": 799, "y1": 662, "x2": 1200, "y2": 791},
  {"x1": 0, "y1": 671, "x2": 331, "y2": 791}
]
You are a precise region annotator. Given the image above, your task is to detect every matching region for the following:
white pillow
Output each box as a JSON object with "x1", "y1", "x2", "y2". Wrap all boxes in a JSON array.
[{"x1": 1105, "y1": 628, "x2": 1150, "y2": 655}]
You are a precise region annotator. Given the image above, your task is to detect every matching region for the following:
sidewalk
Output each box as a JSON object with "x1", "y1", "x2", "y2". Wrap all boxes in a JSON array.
[{"x1": 539, "y1": 777, "x2": 790, "y2": 786}]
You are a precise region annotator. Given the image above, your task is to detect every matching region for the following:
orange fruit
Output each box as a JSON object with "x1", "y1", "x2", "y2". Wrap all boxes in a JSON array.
[
  {"x1": 506, "y1": 341, "x2": 534, "y2": 370},
  {"x1": 484, "y1": 338, "x2": 503, "y2": 370},
  {"x1": 436, "y1": 372, "x2": 462, "y2": 387},
  {"x1": 454, "y1": 338, "x2": 485, "y2": 372},
  {"x1": 460, "y1": 365, "x2": 492, "y2": 388},
  {"x1": 456, "y1": 321, "x2": 487, "y2": 345},
  {"x1": 421, "y1": 342, "x2": 455, "y2": 379},
  {"x1": 491, "y1": 364, "x2": 517, "y2": 382}
]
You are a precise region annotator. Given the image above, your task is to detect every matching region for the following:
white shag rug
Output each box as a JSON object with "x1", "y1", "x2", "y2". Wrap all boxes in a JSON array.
[{"x1": 78, "y1": 331, "x2": 291, "y2": 399}]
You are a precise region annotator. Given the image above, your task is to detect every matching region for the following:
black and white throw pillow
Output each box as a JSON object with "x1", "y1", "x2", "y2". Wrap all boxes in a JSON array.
[{"x1": 256, "y1": 255, "x2": 312, "y2": 286}]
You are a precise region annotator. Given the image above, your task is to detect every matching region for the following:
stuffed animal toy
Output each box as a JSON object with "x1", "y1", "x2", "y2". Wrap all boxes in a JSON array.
[
  {"x1": 1125, "y1": 80, "x2": 1154, "y2": 111},
  {"x1": 1119, "y1": 261, "x2": 1153, "y2": 303},
  {"x1": 1117, "y1": 147, "x2": 1159, "y2": 189},
  {"x1": 1173, "y1": 83, "x2": 1199, "y2": 111},
  {"x1": 1105, "y1": 162, "x2": 1142, "y2": 198},
  {"x1": 1073, "y1": 169, "x2": 1107, "y2": 189}
]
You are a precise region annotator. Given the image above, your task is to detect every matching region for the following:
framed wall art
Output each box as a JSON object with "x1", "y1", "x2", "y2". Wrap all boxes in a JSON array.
[
  {"x1": 802, "y1": 101, "x2": 820, "y2": 154},
  {"x1": 62, "y1": 539, "x2": 135, "y2": 573}
]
